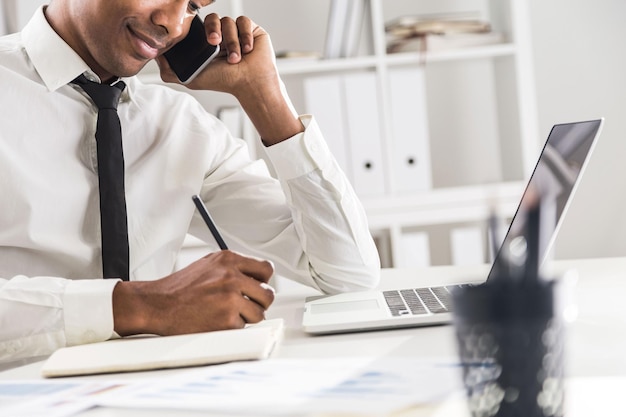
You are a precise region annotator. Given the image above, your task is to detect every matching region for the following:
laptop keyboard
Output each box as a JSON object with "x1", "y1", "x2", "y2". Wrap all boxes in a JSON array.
[{"x1": 383, "y1": 285, "x2": 462, "y2": 316}]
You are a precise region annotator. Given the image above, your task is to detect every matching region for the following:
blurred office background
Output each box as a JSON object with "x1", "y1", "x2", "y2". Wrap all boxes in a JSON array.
[{"x1": 3, "y1": 0, "x2": 625, "y2": 261}]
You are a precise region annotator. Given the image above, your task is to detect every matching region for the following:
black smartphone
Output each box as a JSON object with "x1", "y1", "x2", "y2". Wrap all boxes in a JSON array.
[{"x1": 163, "y1": 15, "x2": 220, "y2": 84}]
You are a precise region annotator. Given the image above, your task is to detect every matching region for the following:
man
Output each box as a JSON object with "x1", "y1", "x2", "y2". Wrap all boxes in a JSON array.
[{"x1": 0, "y1": 0, "x2": 380, "y2": 363}]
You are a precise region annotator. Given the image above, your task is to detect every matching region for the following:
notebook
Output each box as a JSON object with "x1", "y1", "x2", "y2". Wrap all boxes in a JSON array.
[
  {"x1": 42, "y1": 319, "x2": 284, "y2": 377},
  {"x1": 303, "y1": 119, "x2": 604, "y2": 334}
]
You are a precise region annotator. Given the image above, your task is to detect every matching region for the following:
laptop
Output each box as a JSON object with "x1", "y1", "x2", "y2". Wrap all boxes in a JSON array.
[{"x1": 302, "y1": 119, "x2": 604, "y2": 334}]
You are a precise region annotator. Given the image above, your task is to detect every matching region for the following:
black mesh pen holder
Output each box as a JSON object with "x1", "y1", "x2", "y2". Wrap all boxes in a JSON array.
[{"x1": 452, "y1": 280, "x2": 565, "y2": 417}]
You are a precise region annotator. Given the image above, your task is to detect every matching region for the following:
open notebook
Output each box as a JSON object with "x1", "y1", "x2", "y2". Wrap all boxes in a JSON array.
[
  {"x1": 42, "y1": 319, "x2": 284, "y2": 377},
  {"x1": 303, "y1": 119, "x2": 604, "y2": 334}
]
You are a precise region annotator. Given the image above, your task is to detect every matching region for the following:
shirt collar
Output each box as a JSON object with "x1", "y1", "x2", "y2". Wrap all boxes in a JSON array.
[{"x1": 22, "y1": 5, "x2": 132, "y2": 101}]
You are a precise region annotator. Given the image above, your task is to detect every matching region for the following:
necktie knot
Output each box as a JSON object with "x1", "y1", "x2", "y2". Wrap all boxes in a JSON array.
[{"x1": 72, "y1": 74, "x2": 126, "y2": 111}]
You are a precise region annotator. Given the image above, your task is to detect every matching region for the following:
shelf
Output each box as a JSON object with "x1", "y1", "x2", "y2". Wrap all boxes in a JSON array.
[
  {"x1": 385, "y1": 43, "x2": 517, "y2": 65},
  {"x1": 276, "y1": 55, "x2": 379, "y2": 75},
  {"x1": 137, "y1": 44, "x2": 517, "y2": 82},
  {"x1": 362, "y1": 181, "x2": 525, "y2": 229},
  {"x1": 276, "y1": 43, "x2": 517, "y2": 75}
]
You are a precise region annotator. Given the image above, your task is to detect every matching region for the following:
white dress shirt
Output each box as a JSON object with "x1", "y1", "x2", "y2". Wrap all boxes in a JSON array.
[{"x1": 0, "y1": 7, "x2": 380, "y2": 363}]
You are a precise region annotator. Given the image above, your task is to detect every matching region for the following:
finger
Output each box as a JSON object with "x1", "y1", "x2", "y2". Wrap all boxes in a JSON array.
[
  {"x1": 241, "y1": 279, "x2": 276, "y2": 310},
  {"x1": 239, "y1": 294, "x2": 269, "y2": 324},
  {"x1": 237, "y1": 256, "x2": 275, "y2": 284},
  {"x1": 220, "y1": 16, "x2": 242, "y2": 63},
  {"x1": 206, "y1": 250, "x2": 274, "y2": 283},
  {"x1": 202, "y1": 13, "x2": 222, "y2": 46},
  {"x1": 239, "y1": 305, "x2": 265, "y2": 324},
  {"x1": 236, "y1": 16, "x2": 254, "y2": 54}
]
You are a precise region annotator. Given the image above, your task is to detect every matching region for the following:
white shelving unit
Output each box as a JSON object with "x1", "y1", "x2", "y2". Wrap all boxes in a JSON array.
[{"x1": 139, "y1": 0, "x2": 540, "y2": 268}]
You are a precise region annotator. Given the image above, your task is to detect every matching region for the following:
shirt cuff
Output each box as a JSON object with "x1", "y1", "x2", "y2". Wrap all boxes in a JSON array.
[
  {"x1": 63, "y1": 279, "x2": 119, "y2": 346},
  {"x1": 264, "y1": 115, "x2": 335, "y2": 180}
]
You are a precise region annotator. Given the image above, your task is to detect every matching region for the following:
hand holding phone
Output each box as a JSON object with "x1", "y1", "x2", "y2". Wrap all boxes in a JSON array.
[{"x1": 163, "y1": 15, "x2": 220, "y2": 84}]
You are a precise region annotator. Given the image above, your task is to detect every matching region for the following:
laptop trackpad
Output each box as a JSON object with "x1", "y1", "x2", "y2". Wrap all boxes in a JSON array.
[{"x1": 310, "y1": 299, "x2": 379, "y2": 314}]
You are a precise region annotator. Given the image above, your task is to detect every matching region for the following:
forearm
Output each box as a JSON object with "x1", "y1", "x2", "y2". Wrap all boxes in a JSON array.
[{"x1": 235, "y1": 76, "x2": 304, "y2": 146}]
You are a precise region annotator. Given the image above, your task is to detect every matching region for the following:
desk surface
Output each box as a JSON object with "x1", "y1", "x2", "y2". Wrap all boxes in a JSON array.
[{"x1": 2, "y1": 257, "x2": 626, "y2": 416}]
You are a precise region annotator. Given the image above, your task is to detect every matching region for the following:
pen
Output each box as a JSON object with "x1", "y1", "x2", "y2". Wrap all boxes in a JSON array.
[{"x1": 191, "y1": 194, "x2": 229, "y2": 250}]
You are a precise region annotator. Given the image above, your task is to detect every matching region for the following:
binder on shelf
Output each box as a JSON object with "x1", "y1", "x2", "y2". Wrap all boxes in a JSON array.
[
  {"x1": 388, "y1": 67, "x2": 433, "y2": 193},
  {"x1": 450, "y1": 226, "x2": 485, "y2": 266},
  {"x1": 324, "y1": 0, "x2": 365, "y2": 59},
  {"x1": 342, "y1": 72, "x2": 386, "y2": 196},
  {"x1": 303, "y1": 75, "x2": 352, "y2": 177},
  {"x1": 341, "y1": 0, "x2": 366, "y2": 58},
  {"x1": 6, "y1": 0, "x2": 22, "y2": 34},
  {"x1": 324, "y1": 0, "x2": 350, "y2": 59},
  {"x1": 397, "y1": 231, "x2": 430, "y2": 268},
  {"x1": 0, "y1": 5, "x2": 5, "y2": 36},
  {"x1": 0, "y1": 0, "x2": 13, "y2": 35}
]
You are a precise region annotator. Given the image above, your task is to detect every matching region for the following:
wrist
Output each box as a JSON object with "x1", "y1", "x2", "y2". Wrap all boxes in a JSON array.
[
  {"x1": 235, "y1": 78, "x2": 304, "y2": 145},
  {"x1": 112, "y1": 281, "x2": 152, "y2": 336}
]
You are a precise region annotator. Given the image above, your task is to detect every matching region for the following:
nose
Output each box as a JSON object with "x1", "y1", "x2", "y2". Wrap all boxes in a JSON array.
[{"x1": 150, "y1": 1, "x2": 194, "y2": 39}]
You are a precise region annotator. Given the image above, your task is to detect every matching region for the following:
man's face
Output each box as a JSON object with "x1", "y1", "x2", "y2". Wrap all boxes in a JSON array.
[{"x1": 57, "y1": 0, "x2": 212, "y2": 80}]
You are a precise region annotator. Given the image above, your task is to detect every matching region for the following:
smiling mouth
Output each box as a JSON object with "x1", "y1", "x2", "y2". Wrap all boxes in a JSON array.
[{"x1": 127, "y1": 25, "x2": 166, "y2": 60}]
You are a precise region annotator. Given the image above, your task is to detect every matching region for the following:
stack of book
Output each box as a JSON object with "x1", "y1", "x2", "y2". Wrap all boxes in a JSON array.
[{"x1": 386, "y1": 14, "x2": 503, "y2": 54}]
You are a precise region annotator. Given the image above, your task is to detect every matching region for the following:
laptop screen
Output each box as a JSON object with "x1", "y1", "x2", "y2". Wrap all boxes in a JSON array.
[{"x1": 487, "y1": 119, "x2": 603, "y2": 280}]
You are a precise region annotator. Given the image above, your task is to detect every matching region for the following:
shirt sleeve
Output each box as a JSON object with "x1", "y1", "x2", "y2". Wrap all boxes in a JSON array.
[
  {"x1": 193, "y1": 115, "x2": 380, "y2": 295},
  {"x1": 0, "y1": 276, "x2": 118, "y2": 364},
  {"x1": 265, "y1": 116, "x2": 381, "y2": 293}
]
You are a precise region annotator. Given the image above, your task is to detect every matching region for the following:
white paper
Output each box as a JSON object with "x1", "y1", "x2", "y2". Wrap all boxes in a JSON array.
[
  {"x1": 96, "y1": 357, "x2": 463, "y2": 416},
  {"x1": 0, "y1": 381, "x2": 124, "y2": 417}
]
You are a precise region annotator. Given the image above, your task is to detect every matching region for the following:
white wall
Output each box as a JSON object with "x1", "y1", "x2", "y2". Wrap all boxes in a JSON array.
[{"x1": 528, "y1": 0, "x2": 626, "y2": 260}]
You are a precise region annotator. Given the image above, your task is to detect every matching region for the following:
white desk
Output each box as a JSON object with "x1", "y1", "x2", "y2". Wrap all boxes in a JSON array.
[{"x1": 2, "y1": 257, "x2": 626, "y2": 416}]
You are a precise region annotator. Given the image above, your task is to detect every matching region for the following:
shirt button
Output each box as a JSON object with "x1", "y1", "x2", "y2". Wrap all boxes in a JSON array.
[{"x1": 306, "y1": 141, "x2": 319, "y2": 158}]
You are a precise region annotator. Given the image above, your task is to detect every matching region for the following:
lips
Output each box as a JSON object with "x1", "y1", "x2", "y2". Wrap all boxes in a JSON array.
[{"x1": 127, "y1": 25, "x2": 166, "y2": 60}]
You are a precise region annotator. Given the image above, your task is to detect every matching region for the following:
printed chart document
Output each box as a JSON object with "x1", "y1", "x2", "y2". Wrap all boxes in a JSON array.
[
  {"x1": 0, "y1": 381, "x2": 122, "y2": 417},
  {"x1": 41, "y1": 319, "x2": 284, "y2": 378},
  {"x1": 95, "y1": 357, "x2": 463, "y2": 416}
]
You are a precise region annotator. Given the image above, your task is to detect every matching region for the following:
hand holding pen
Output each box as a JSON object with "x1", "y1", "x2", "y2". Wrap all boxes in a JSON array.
[
  {"x1": 111, "y1": 196, "x2": 276, "y2": 337},
  {"x1": 191, "y1": 193, "x2": 276, "y2": 299}
]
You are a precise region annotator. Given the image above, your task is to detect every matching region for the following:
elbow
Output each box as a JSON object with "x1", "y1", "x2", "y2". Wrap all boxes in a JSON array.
[{"x1": 313, "y1": 254, "x2": 381, "y2": 295}]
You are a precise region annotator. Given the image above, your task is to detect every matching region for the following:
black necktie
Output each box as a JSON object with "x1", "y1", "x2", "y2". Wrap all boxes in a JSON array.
[{"x1": 72, "y1": 74, "x2": 130, "y2": 281}]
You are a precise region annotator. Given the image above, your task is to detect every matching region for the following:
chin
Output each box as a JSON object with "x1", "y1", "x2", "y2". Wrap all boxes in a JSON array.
[{"x1": 113, "y1": 61, "x2": 149, "y2": 78}]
